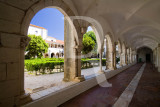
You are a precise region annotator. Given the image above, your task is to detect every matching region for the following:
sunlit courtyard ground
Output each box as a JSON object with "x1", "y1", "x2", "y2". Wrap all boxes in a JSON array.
[{"x1": 25, "y1": 64, "x2": 121, "y2": 100}]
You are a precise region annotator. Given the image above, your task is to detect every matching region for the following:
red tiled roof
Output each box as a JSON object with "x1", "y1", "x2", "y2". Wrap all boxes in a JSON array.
[
  {"x1": 30, "y1": 24, "x2": 46, "y2": 29},
  {"x1": 56, "y1": 40, "x2": 64, "y2": 44}
]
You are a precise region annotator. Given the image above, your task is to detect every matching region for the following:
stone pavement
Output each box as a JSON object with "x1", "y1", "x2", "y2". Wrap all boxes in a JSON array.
[
  {"x1": 59, "y1": 63, "x2": 143, "y2": 107},
  {"x1": 129, "y1": 63, "x2": 160, "y2": 107}
]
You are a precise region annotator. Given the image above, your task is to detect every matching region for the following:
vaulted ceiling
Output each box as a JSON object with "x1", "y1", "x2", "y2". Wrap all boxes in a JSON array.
[
  {"x1": 65, "y1": 0, "x2": 160, "y2": 50},
  {"x1": 1, "y1": 0, "x2": 160, "y2": 50}
]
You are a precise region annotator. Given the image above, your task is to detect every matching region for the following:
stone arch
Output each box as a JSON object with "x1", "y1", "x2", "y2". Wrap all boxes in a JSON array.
[
  {"x1": 51, "y1": 53, "x2": 55, "y2": 58},
  {"x1": 56, "y1": 53, "x2": 60, "y2": 58},
  {"x1": 20, "y1": 0, "x2": 80, "y2": 44},
  {"x1": 19, "y1": 0, "x2": 84, "y2": 93}
]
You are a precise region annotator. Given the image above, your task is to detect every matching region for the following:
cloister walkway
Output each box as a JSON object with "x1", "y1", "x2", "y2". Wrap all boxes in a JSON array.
[
  {"x1": 25, "y1": 65, "x2": 121, "y2": 100},
  {"x1": 59, "y1": 63, "x2": 160, "y2": 107}
]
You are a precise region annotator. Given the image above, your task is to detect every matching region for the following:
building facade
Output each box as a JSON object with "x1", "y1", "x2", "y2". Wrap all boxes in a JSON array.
[{"x1": 28, "y1": 24, "x2": 64, "y2": 58}]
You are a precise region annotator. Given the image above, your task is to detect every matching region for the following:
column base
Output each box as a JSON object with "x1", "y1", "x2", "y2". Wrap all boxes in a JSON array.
[
  {"x1": 114, "y1": 66, "x2": 117, "y2": 70},
  {"x1": 108, "y1": 67, "x2": 116, "y2": 70},
  {"x1": 119, "y1": 63, "x2": 123, "y2": 67},
  {"x1": 98, "y1": 70, "x2": 105, "y2": 74},
  {"x1": 63, "y1": 78, "x2": 70, "y2": 82},
  {"x1": 158, "y1": 67, "x2": 160, "y2": 72},
  {"x1": 15, "y1": 93, "x2": 32, "y2": 106},
  {"x1": 74, "y1": 75, "x2": 85, "y2": 82}
]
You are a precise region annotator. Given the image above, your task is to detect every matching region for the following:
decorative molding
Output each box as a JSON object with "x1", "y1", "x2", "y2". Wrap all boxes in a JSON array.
[{"x1": 20, "y1": 36, "x2": 31, "y2": 49}]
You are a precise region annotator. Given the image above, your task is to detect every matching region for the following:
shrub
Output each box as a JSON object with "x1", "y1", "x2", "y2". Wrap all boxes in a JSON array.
[{"x1": 25, "y1": 58, "x2": 106, "y2": 75}]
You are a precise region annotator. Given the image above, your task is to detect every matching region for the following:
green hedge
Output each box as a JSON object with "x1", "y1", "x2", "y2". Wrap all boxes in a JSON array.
[{"x1": 25, "y1": 58, "x2": 106, "y2": 75}]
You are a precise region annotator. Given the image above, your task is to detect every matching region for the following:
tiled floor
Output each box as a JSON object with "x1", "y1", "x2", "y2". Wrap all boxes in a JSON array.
[
  {"x1": 129, "y1": 63, "x2": 160, "y2": 107},
  {"x1": 59, "y1": 63, "x2": 144, "y2": 107}
]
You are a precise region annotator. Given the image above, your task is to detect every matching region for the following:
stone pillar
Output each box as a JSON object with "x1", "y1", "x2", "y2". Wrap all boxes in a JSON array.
[
  {"x1": 128, "y1": 49, "x2": 131, "y2": 64},
  {"x1": 125, "y1": 50, "x2": 128, "y2": 65},
  {"x1": 129, "y1": 49, "x2": 132, "y2": 63},
  {"x1": 107, "y1": 51, "x2": 115, "y2": 70},
  {"x1": 105, "y1": 42, "x2": 108, "y2": 69},
  {"x1": 74, "y1": 45, "x2": 85, "y2": 81},
  {"x1": 63, "y1": 18, "x2": 77, "y2": 82},
  {"x1": 106, "y1": 43, "x2": 115, "y2": 70},
  {"x1": 153, "y1": 49, "x2": 156, "y2": 66},
  {"x1": 157, "y1": 44, "x2": 160, "y2": 72},
  {"x1": 155, "y1": 48, "x2": 158, "y2": 68},
  {"x1": 113, "y1": 45, "x2": 117, "y2": 69},
  {"x1": 99, "y1": 49, "x2": 105, "y2": 73},
  {"x1": 0, "y1": 33, "x2": 32, "y2": 107},
  {"x1": 15, "y1": 36, "x2": 32, "y2": 106},
  {"x1": 119, "y1": 52, "x2": 123, "y2": 66}
]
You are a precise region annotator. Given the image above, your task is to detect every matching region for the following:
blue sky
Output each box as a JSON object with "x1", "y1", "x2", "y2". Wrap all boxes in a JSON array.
[{"x1": 30, "y1": 8, "x2": 92, "y2": 40}]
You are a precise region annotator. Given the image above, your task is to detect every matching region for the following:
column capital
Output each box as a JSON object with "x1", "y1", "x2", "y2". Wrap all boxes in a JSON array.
[
  {"x1": 80, "y1": 27, "x2": 87, "y2": 34},
  {"x1": 20, "y1": 36, "x2": 31, "y2": 49},
  {"x1": 74, "y1": 45, "x2": 83, "y2": 53}
]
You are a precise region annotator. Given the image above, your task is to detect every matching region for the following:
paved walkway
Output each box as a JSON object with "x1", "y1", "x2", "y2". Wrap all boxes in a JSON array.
[
  {"x1": 129, "y1": 63, "x2": 160, "y2": 107},
  {"x1": 59, "y1": 63, "x2": 143, "y2": 107}
]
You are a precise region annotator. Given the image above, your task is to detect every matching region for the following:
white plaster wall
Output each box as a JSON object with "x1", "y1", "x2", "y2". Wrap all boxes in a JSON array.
[
  {"x1": 48, "y1": 48, "x2": 64, "y2": 57},
  {"x1": 46, "y1": 37, "x2": 56, "y2": 42},
  {"x1": 28, "y1": 26, "x2": 47, "y2": 39}
]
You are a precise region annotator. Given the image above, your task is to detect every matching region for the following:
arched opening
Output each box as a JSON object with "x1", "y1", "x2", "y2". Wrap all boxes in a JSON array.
[
  {"x1": 115, "y1": 43, "x2": 120, "y2": 67},
  {"x1": 56, "y1": 53, "x2": 59, "y2": 58},
  {"x1": 23, "y1": 5, "x2": 79, "y2": 97},
  {"x1": 80, "y1": 25, "x2": 106, "y2": 77},
  {"x1": 117, "y1": 40, "x2": 122, "y2": 67},
  {"x1": 51, "y1": 53, "x2": 55, "y2": 58},
  {"x1": 122, "y1": 42, "x2": 127, "y2": 66},
  {"x1": 137, "y1": 47, "x2": 153, "y2": 63},
  {"x1": 81, "y1": 26, "x2": 98, "y2": 58}
]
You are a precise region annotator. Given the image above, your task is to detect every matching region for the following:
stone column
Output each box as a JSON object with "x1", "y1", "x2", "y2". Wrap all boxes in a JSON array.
[
  {"x1": 127, "y1": 49, "x2": 129, "y2": 64},
  {"x1": 125, "y1": 50, "x2": 128, "y2": 65},
  {"x1": 0, "y1": 33, "x2": 32, "y2": 106},
  {"x1": 15, "y1": 36, "x2": 32, "y2": 106},
  {"x1": 99, "y1": 49, "x2": 105, "y2": 73},
  {"x1": 63, "y1": 18, "x2": 77, "y2": 81},
  {"x1": 131, "y1": 52, "x2": 133, "y2": 63},
  {"x1": 74, "y1": 46, "x2": 85, "y2": 82},
  {"x1": 153, "y1": 49, "x2": 156, "y2": 66},
  {"x1": 113, "y1": 46, "x2": 117, "y2": 69},
  {"x1": 106, "y1": 43, "x2": 115, "y2": 70},
  {"x1": 119, "y1": 52, "x2": 123, "y2": 66},
  {"x1": 107, "y1": 51, "x2": 115, "y2": 70},
  {"x1": 157, "y1": 44, "x2": 160, "y2": 72},
  {"x1": 155, "y1": 48, "x2": 158, "y2": 67},
  {"x1": 129, "y1": 49, "x2": 132, "y2": 63},
  {"x1": 105, "y1": 39, "x2": 108, "y2": 69}
]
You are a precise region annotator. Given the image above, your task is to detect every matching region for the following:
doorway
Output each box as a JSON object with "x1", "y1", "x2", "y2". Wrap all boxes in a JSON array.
[{"x1": 146, "y1": 54, "x2": 151, "y2": 62}]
